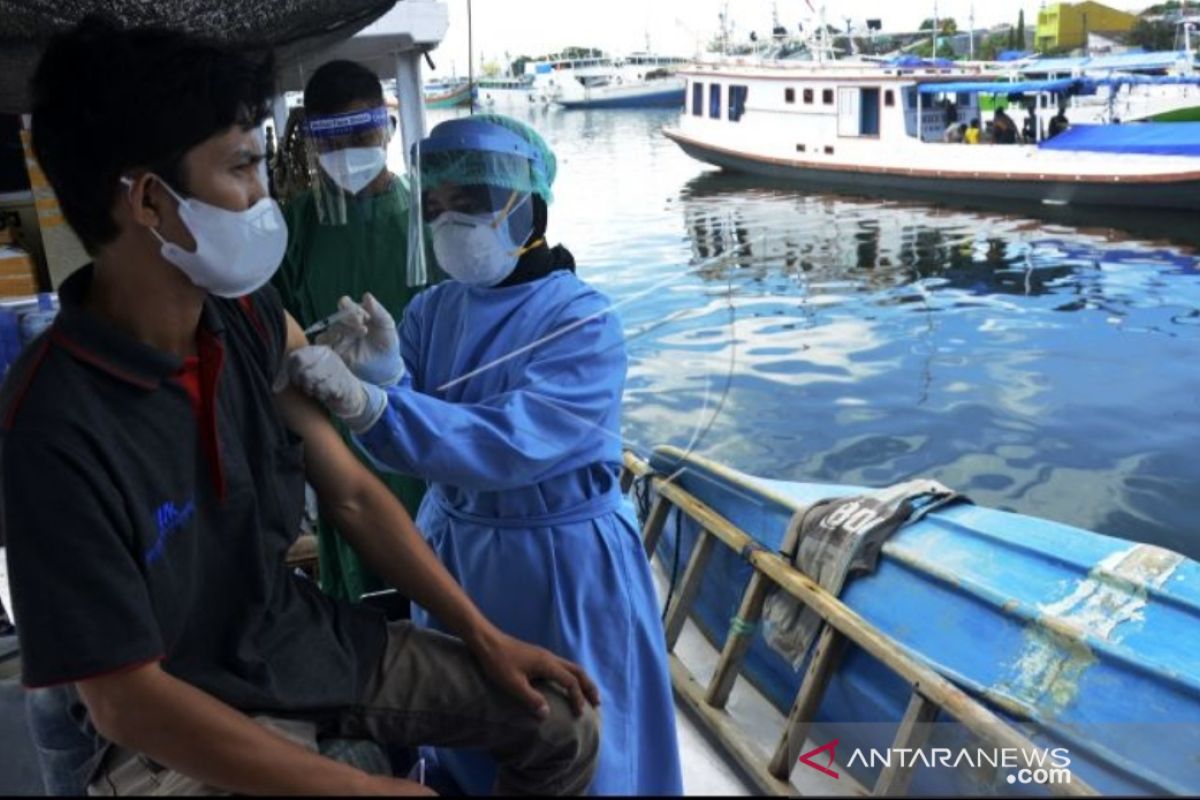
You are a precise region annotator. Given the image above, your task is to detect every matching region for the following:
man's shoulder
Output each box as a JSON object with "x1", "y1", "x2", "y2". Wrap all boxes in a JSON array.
[
  {"x1": 0, "y1": 331, "x2": 88, "y2": 435},
  {"x1": 212, "y1": 285, "x2": 287, "y2": 364}
]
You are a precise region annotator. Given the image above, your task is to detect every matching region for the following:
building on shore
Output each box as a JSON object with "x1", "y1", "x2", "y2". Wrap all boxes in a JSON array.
[{"x1": 1036, "y1": 1, "x2": 1138, "y2": 52}]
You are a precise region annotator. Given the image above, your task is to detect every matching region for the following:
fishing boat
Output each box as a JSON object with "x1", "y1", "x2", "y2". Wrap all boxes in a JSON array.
[
  {"x1": 554, "y1": 69, "x2": 687, "y2": 109},
  {"x1": 527, "y1": 50, "x2": 691, "y2": 107},
  {"x1": 524, "y1": 53, "x2": 617, "y2": 106},
  {"x1": 664, "y1": 58, "x2": 1200, "y2": 211},
  {"x1": 476, "y1": 74, "x2": 536, "y2": 110},
  {"x1": 423, "y1": 77, "x2": 473, "y2": 109},
  {"x1": 623, "y1": 445, "x2": 1200, "y2": 795}
]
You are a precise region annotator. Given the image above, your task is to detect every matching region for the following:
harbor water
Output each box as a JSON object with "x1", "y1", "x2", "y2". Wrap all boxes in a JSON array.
[{"x1": 414, "y1": 106, "x2": 1200, "y2": 560}]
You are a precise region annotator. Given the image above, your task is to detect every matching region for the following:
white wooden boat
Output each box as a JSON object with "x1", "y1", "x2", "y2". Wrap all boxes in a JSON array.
[{"x1": 665, "y1": 60, "x2": 1200, "y2": 210}]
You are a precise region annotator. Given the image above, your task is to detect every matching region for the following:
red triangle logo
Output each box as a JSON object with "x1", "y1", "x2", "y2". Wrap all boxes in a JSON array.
[{"x1": 798, "y1": 738, "x2": 840, "y2": 779}]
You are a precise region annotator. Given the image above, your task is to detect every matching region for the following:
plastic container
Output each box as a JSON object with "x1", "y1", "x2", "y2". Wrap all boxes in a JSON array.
[
  {"x1": 0, "y1": 307, "x2": 22, "y2": 380},
  {"x1": 18, "y1": 293, "x2": 57, "y2": 345}
]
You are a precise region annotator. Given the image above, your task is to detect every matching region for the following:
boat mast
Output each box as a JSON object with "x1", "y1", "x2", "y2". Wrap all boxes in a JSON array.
[
  {"x1": 969, "y1": 3, "x2": 976, "y2": 60},
  {"x1": 467, "y1": 0, "x2": 475, "y2": 113},
  {"x1": 932, "y1": 0, "x2": 939, "y2": 58},
  {"x1": 720, "y1": 2, "x2": 730, "y2": 57},
  {"x1": 819, "y1": 5, "x2": 828, "y2": 64}
]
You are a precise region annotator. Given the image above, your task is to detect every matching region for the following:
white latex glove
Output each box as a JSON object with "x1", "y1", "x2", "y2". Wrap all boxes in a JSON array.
[
  {"x1": 315, "y1": 293, "x2": 405, "y2": 387},
  {"x1": 287, "y1": 345, "x2": 387, "y2": 433}
]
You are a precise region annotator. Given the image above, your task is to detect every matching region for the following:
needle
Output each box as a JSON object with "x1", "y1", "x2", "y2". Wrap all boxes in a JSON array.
[{"x1": 304, "y1": 307, "x2": 359, "y2": 337}]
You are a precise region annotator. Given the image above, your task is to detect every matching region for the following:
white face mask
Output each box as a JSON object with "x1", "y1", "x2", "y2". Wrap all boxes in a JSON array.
[
  {"x1": 430, "y1": 193, "x2": 533, "y2": 287},
  {"x1": 122, "y1": 175, "x2": 288, "y2": 298},
  {"x1": 318, "y1": 147, "x2": 388, "y2": 195}
]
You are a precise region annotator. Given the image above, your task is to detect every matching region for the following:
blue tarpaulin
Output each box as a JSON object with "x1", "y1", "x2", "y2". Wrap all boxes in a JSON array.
[
  {"x1": 1038, "y1": 123, "x2": 1200, "y2": 157},
  {"x1": 1019, "y1": 50, "x2": 1197, "y2": 75},
  {"x1": 1091, "y1": 74, "x2": 1200, "y2": 88},
  {"x1": 917, "y1": 78, "x2": 1082, "y2": 95},
  {"x1": 887, "y1": 56, "x2": 956, "y2": 68},
  {"x1": 918, "y1": 75, "x2": 1200, "y2": 98}
]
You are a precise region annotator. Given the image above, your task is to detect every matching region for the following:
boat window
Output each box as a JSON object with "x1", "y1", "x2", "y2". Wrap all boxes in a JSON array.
[
  {"x1": 885, "y1": 90, "x2": 895, "y2": 107},
  {"x1": 824, "y1": 145, "x2": 834, "y2": 154},
  {"x1": 692, "y1": 81, "x2": 704, "y2": 116},
  {"x1": 786, "y1": 88, "x2": 796, "y2": 104},
  {"x1": 796, "y1": 143, "x2": 807, "y2": 152},
  {"x1": 709, "y1": 83, "x2": 721, "y2": 119},
  {"x1": 822, "y1": 89, "x2": 834, "y2": 105},
  {"x1": 803, "y1": 88, "x2": 814, "y2": 104},
  {"x1": 728, "y1": 85, "x2": 749, "y2": 122}
]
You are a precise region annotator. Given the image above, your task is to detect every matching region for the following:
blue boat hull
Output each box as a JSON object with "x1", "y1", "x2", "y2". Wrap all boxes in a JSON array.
[
  {"x1": 556, "y1": 88, "x2": 685, "y2": 109},
  {"x1": 645, "y1": 448, "x2": 1200, "y2": 795}
]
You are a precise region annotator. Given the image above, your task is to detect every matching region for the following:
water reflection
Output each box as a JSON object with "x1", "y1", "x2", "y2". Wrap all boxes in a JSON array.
[
  {"x1": 418, "y1": 107, "x2": 1200, "y2": 558},
  {"x1": 655, "y1": 174, "x2": 1200, "y2": 556}
]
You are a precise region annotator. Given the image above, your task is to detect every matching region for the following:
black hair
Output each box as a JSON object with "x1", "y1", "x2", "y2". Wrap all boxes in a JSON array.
[
  {"x1": 303, "y1": 60, "x2": 384, "y2": 116},
  {"x1": 30, "y1": 14, "x2": 274, "y2": 254}
]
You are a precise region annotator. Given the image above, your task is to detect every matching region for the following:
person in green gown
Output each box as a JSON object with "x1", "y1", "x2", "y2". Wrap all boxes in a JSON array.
[{"x1": 272, "y1": 60, "x2": 439, "y2": 601}]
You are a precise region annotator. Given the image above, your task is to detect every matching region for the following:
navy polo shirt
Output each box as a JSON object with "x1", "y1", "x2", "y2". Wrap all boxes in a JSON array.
[{"x1": 0, "y1": 265, "x2": 385, "y2": 712}]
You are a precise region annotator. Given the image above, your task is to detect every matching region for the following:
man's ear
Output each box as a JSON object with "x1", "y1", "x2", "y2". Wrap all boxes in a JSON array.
[{"x1": 121, "y1": 173, "x2": 166, "y2": 230}]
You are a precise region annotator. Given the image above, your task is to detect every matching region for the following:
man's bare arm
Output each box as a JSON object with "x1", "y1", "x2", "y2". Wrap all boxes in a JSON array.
[
  {"x1": 76, "y1": 663, "x2": 428, "y2": 795},
  {"x1": 275, "y1": 312, "x2": 599, "y2": 715}
]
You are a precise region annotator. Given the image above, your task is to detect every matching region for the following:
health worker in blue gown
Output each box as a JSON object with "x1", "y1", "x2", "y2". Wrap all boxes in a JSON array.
[{"x1": 286, "y1": 114, "x2": 683, "y2": 796}]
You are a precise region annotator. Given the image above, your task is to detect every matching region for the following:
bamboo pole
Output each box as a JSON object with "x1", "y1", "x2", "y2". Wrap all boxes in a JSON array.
[
  {"x1": 704, "y1": 571, "x2": 772, "y2": 709},
  {"x1": 668, "y1": 655, "x2": 800, "y2": 796},
  {"x1": 873, "y1": 692, "x2": 940, "y2": 796},
  {"x1": 708, "y1": 506, "x2": 809, "y2": 709},
  {"x1": 768, "y1": 624, "x2": 847, "y2": 779},
  {"x1": 641, "y1": 494, "x2": 674, "y2": 560},
  {"x1": 663, "y1": 529, "x2": 717, "y2": 650}
]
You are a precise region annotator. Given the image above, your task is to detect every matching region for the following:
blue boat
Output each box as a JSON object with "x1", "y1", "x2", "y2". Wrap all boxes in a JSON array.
[{"x1": 636, "y1": 446, "x2": 1200, "y2": 795}]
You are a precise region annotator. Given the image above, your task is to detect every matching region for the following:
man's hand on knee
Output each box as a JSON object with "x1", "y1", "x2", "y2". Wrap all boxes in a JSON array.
[{"x1": 467, "y1": 627, "x2": 601, "y2": 718}]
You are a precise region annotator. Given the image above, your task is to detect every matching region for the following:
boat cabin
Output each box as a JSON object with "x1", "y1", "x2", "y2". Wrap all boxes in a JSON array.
[{"x1": 681, "y1": 65, "x2": 995, "y2": 149}]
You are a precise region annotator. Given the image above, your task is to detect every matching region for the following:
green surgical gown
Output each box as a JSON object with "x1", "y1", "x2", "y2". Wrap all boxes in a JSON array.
[{"x1": 273, "y1": 177, "x2": 437, "y2": 601}]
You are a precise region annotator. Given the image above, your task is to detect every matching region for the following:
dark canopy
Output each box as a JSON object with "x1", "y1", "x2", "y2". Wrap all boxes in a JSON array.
[{"x1": 0, "y1": 0, "x2": 397, "y2": 113}]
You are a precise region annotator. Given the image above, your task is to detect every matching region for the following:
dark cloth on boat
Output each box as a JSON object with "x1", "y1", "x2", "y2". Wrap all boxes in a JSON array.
[{"x1": 762, "y1": 479, "x2": 968, "y2": 669}]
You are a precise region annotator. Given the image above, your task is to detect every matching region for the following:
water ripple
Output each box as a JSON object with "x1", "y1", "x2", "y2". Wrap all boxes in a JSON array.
[{"x1": 422, "y1": 107, "x2": 1200, "y2": 558}]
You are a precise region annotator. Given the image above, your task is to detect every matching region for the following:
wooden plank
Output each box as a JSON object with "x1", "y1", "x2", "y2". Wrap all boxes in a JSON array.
[
  {"x1": 642, "y1": 472, "x2": 1097, "y2": 797},
  {"x1": 663, "y1": 529, "x2": 716, "y2": 650},
  {"x1": 641, "y1": 494, "x2": 674, "y2": 560},
  {"x1": 769, "y1": 624, "x2": 847, "y2": 779},
  {"x1": 705, "y1": 572, "x2": 772, "y2": 709},
  {"x1": 619, "y1": 464, "x2": 636, "y2": 495},
  {"x1": 668, "y1": 654, "x2": 798, "y2": 796},
  {"x1": 707, "y1": 507, "x2": 808, "y2": 709},
  {"x1": 873, "y1": 691, "x2": 940, "y2": 796}
]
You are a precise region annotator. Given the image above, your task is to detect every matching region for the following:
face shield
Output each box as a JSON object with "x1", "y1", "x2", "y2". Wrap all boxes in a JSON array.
[
  {"x1": 303, "y1": 105, "x2": 395, "y2": 226},
  {"x1": 407, "y1": 120, "x2": 551, "y2": 288}
]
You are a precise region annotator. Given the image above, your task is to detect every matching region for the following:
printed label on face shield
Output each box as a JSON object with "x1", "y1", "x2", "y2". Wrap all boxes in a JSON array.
[{"x1": 307, "y1": 107, "x2": 390, "y2": 139}]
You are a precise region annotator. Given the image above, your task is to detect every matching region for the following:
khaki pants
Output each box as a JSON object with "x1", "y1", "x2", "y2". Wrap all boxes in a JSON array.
[{"x1": 88, "y1": 622, "x2": 600, "y2": 796}]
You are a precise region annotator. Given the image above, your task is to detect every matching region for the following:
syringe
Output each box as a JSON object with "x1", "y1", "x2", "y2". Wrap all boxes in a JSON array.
[{"x1": 303, "y1": 307, "x2": 359, "y2": 338}]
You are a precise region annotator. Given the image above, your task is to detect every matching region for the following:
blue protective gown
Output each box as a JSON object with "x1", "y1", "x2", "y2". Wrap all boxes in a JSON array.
[{"x1": 355, "y1": 270, "x2": 683, "y2": 796}]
